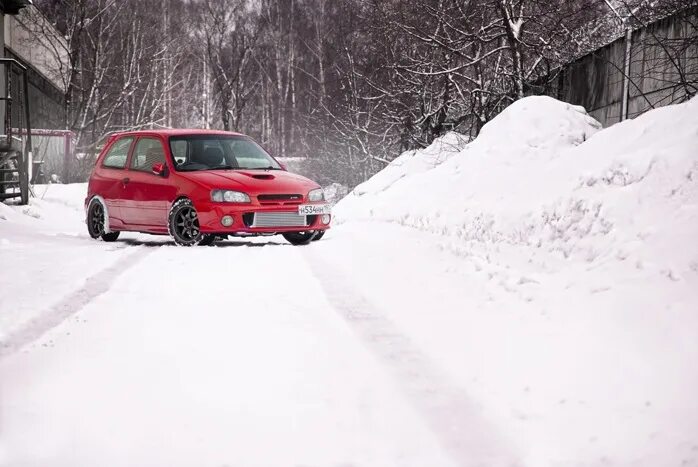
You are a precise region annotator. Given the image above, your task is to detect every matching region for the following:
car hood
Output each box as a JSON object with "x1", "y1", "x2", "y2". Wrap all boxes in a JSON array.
[{"x1": 177, "y1": 169, "x2": 320, "y2": 194}]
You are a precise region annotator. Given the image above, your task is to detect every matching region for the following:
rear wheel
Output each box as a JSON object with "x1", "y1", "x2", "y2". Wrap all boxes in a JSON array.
[
  {"x1": 283, "y1": 230, "x2": 318, "y2": 245},
  {"x1": 168, "y1": 198, "x2": 212, "y2": 246},
  {"x1": 87, "y1": 198, "x2": 120, "y2": 242}
]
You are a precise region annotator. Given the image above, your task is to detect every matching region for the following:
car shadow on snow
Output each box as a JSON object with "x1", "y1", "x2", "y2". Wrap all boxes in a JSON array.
[
  {"x1": 117, "y1": 238, "x2": 288, "y2": 248},
  {"x1": 211, "y1": 240, "x2": 288, "y2": 248}
]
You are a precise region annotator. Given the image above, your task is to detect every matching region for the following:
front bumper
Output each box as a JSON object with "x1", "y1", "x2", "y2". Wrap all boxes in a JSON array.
[{"x1": 195, "y1": 202, "x2": 331, "y2": 235}]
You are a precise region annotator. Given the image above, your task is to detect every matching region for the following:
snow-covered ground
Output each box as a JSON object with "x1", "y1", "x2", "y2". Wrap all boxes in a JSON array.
[
  {"x1": 0, "y1": 184, "x2": 131, "y2": 345},
  {"x1": 0, "y1": 96, "x2": 696, "y2": 466}
]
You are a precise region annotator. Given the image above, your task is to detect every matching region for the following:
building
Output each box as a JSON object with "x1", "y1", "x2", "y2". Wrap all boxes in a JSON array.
[
  {"x1": 3, "y1": 1, "x2": 67, "y2": 130},
  {"x1": 1, "y1": 0, "x2": 70, "y2": 203}
]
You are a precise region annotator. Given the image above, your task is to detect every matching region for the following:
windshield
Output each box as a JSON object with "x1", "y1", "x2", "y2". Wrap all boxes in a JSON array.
[{"x1": 169, "y1": 135, "x2": 281, "y2": 171}]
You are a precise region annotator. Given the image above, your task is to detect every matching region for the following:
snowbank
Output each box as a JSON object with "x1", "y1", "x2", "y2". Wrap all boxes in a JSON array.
[
  {"x1": 331, "y1": 95, "x2": 698, "y2": 465},
  {"x1": 337, "y1": 95, "x2": 697, "y2": 277},
  {"x1": 351, "y1": 131, "x2": 470, "y2": 198},
  {"x1": 0, "y1": 183, "x2": 87, "y2": 235},
  {"x1": 337, "y1": 96, "x2": 604, "y2": 227}
]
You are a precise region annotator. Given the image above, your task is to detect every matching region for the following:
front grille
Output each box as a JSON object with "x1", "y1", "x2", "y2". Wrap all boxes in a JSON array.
[
  {"x1": 251, "y1": 211, "x2": 308, "y2": 228},
  {"x1": 258, "y1": 194, "x2": 302, "y2": 204}
]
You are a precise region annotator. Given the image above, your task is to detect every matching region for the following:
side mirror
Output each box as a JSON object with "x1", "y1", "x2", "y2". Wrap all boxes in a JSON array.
[
  {"x1": 279, "y1": 162, "x2": 287, "y2": 171},
  {"x1": 152, "y1": 162, "x2": 167, "y2": 177}
]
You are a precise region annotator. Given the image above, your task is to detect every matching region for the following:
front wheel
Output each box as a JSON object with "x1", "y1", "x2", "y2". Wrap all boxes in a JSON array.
[
  {"x1": 283, "y1": 231, "x2": 318, "y2": 245},
  {"x1": 311, "y1": 230, "x2": 326, "y2": 241},
  {"x1": 198, "y1": 234, "x2": 217, "y2": 246},
  {"x1": 169, "y1": 198, "x2": 205, "y2": 246}
]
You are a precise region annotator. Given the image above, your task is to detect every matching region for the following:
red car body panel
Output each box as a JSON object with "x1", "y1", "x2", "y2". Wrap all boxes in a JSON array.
[{"x1": 86, "y1": 130, "x2": 330, "y2": 236}]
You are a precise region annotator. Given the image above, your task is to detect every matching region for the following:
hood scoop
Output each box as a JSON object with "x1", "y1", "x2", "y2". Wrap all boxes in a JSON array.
[{"x1": 238, "y1": 171, "x2": 275, "y2": 180}]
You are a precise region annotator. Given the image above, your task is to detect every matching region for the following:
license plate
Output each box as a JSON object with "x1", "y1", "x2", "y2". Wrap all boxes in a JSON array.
[{"x1": 298, "y1": 204, "x2": 331, "y2": 215}]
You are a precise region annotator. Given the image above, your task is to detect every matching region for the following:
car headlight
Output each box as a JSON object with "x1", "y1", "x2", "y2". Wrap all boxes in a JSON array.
[
  {"x1": 308, "y1": 188, "x2": 325, "y2": 202},
  {"x1": 211, "y1": 189, "x2": 251, "y2": 203}
]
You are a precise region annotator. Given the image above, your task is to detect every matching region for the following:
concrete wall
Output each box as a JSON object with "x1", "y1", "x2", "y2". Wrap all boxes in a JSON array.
[
  {"x1": 537, "y1": 7, "x2": 698, "y2": 127},
  {"x1": 626, "y1": 12, "x2": 698, "y2": 119}
]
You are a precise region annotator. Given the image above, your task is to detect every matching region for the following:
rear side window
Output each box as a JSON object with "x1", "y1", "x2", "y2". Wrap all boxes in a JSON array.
[
  {"x1": 102, "y1": 137, "x2": 133, "y2": 169},
  {"x1": 131, "y1": 137, "x2": 166, "y2": 172}
]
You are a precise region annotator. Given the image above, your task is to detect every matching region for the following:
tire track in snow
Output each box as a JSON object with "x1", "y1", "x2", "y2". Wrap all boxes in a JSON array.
[
  {"x1": 0, "y1": 247, "x2": 152, "y2": 359},
  {"x1": 304, "y1": 249, "x2": 520, "y2": 467}
]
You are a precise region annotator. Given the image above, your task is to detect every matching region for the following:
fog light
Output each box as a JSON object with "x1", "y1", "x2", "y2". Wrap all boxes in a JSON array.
[
  {"x1": 221, "y1": 215, "x2": 234, "y2": 227},
  {"x1": 321, "y1": 214, "x2": 331, "y2": 225}
]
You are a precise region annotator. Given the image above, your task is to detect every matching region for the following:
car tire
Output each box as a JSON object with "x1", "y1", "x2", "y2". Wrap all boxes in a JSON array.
[
  {"x1": 168, "y1": 198, "x2": 208, "y2": 246},
  {"x1": 282, "y1": 230, "x2": 318, "y2": 245},
  {"x1": 198, "y1": 234, "x2": 217, "y2": 246},
  {"x1": 311, "y1": 230, "x2": 325, "y2": 241},
  {"x1": 87, "y1": 197, "x2": 120, "y2": 242},
  {"x1": 101, "y1": 231, "x2": 121, "y2": 242}
]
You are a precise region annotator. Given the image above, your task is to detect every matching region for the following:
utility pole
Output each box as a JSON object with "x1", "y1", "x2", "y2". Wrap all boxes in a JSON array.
[{"x1": 604, "y1": 0, "x2": 632, "y2": 121}]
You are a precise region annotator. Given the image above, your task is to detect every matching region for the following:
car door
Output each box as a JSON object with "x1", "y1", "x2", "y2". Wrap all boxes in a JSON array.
[
  {"x1": 121, "y1": 136, "x2": 176, "y2": 230},
  {"x1": 94, "y1": 136, "x2": 135, "y2": 228}
]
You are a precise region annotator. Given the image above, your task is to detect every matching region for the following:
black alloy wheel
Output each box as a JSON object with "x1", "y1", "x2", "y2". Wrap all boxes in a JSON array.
[
  {"x1": 168, "y1": 198, "x2": 215, "y2": 246},
  {"x1": 87, "y1": 198, "x2": 120, "y2": 242}
]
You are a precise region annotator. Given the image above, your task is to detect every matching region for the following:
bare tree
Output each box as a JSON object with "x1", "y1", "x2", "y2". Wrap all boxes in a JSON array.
[
  {"x1": 198, "y1": 0, "x2": 263, "y2": 132},
  {"x1": 29, "y1": 0, "x2": 693, "y2": 187}
]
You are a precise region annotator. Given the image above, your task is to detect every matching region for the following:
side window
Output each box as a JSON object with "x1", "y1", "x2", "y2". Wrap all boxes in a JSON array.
[
  {"x1": 102, "y1": 137, "x2": 133, "y2": 169},
  {"x1": 170, "y1": 140, "x2": 188, "y2": 166},
  {"x1": 130, "y1": 137, "x2": 166, "y2": 172}
]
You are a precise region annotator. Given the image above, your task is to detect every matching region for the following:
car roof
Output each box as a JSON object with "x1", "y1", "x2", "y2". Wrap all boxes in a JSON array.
[{"x1": 110, "y1": 129, "x2": 247, "y2": 138}]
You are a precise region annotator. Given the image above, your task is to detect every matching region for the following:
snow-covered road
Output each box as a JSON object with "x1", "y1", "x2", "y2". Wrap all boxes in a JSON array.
[
  {"x1": 0, "y1": 224, "x2": 511, "y2": 467},
  {"x1": 2, "y1": 220, "x2": 696, "y2": 467}
]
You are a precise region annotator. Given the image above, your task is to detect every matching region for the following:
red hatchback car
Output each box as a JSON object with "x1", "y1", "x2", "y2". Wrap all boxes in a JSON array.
[{"x1": 85, "y1": 130, "x2": 331, "y2": 246}]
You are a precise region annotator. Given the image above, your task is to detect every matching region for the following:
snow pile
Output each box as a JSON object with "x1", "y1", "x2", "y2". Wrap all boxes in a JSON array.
[
  {"x1": 0, "y1": 183, "x2": 87, "y2": 235},
  {"x1": 337, "y1": 97, "x2": 602, "y2": 232},
  {"x1": 331, "y1": 95, "x2": 698, "y2": 465},
  {"x1": 323, "y1": 182, "x2": 350, "y2": 203},
  {"x1": 351, "y1": 131, "x2": 470, "y2": 198},
  {"x1": 337, "y1": 95, "x2": 697, "y2": 276}
]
